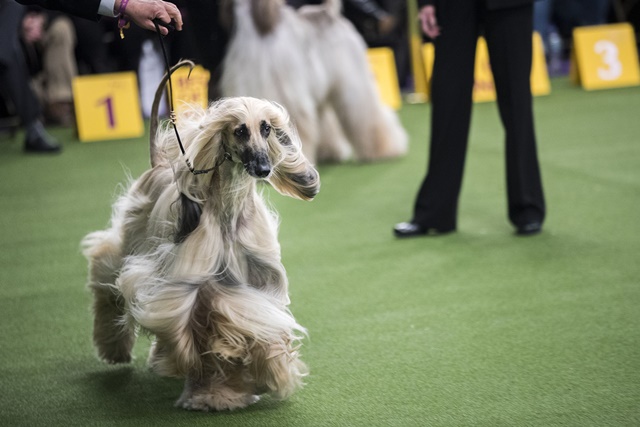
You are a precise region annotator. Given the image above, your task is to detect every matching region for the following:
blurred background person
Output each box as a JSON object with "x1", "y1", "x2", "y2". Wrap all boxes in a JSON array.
[
  {"x1": 20, "y1": 7, "x2": 77, "y2": 127},
  {"x1": 1, "y1": 0, "x2": 60, "y2": 152}
]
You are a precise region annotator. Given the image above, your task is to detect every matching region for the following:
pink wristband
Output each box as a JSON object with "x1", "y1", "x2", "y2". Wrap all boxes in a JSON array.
[
  {"x1": 117, "y1": 0, "x2": 130, "y2": 39},
  {"x1": 117, "y1": 0, "x2": 130, "y2": 29}
]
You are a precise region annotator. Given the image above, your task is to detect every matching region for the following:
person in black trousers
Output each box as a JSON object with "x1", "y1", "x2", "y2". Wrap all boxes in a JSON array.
[{"x1": 394, "y1": 0, "x2": 546, "y2": 237}]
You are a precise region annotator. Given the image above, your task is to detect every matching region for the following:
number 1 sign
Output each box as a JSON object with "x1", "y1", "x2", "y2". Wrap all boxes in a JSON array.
[
  {"x1": 72, "y1": 72, "x2": 144, "y2": 142},
  {"x1": 571, "y1": 23, "x2": 640, "y2": 90}
]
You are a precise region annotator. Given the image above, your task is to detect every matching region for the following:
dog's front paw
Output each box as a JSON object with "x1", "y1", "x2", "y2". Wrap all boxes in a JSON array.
[
  {"x1": 102, "y1": 354, "x2": 132, "y2": 365},
  {"x1": 96, "y1": 346, "x2": 133, "y2": 365},
  {"x1": 176, "y1": 388, "x2": 260, "y2": 412}
]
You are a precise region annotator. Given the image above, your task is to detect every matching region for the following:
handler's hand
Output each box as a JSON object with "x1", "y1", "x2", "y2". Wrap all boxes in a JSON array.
[
  {"x1": 418, "y1": 5, "x2": 440, "y2": 39},
  {"x1": 115, "y1": 0, "x2": 183, "y2": 35}
]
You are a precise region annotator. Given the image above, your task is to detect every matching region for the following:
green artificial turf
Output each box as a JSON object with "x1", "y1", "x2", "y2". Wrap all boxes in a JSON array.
[{"x1": 1, "y1": 78, "x2": 639, "y2": 426}]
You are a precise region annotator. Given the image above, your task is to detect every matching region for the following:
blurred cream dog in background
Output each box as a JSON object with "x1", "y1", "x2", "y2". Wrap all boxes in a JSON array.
[{"x1": 221, "y1": 0, "x2": 408, "y2": 164}]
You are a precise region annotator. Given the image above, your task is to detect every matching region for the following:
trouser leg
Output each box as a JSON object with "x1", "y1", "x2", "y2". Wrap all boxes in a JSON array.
[
  {"x1": 0, "y1": 2, "x2": 41, "y2": 125},
  {"x1": 484, "y1": 4, "x2": 546, "y2": 226},
  {"x1": 412, "y1": 0, "x2": 479, "y2": 230},
  {"x1": 42, "y1": 16, "x2": 77, "y2": 103}
]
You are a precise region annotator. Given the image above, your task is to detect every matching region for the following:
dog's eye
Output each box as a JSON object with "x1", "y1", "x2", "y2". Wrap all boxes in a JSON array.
[
  {"x1": 260, "y1": 122, "x2": 271, "y2": 137},
  {"x1": 234, "y1": 125, "x2": 248, "y2": 137}
]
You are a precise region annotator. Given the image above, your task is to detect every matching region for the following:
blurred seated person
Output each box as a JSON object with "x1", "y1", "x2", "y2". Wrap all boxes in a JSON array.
[
  {"x1": 20, "y1": 8, "x2": 77, "y2": 126},
  {"x1": 1, "y1": 0, "x2": 60, "y2": 152}
]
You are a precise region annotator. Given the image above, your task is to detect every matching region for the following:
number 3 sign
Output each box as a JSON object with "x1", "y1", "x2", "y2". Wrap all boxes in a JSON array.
[
  {"x1": 571, "y1": 23, "x2": 640, "y2": 90},
  {"x1": 72, "y1": 72, "x2": 144, "y2": 142}
]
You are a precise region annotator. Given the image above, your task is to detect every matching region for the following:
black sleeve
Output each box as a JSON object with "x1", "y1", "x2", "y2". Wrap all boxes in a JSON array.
[
  {"x1": 345, "y1": 0, "x2": 388, "y2": 20},
  {"x1": 417, "y1": 0, "x2": 435, "y2": 8},
  {"x1": 15, "y1": 0, "x2": 101, "y2": 21}
]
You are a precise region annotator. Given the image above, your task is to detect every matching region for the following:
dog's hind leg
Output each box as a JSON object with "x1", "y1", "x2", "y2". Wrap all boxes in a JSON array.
[{"x1": 83, "y1": 231, "x2": 135, "y2": 364}]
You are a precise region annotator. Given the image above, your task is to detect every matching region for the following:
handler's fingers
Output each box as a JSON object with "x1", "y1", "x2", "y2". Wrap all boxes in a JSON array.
[
  {"x1": 152, "y1": 8, "x2": 172, "y2": 35},
  {"x1": 426, "y1": 18, "x2": 440, "y2": 38},
  {"x1": 165, "y1": 2, "x2": 182, "y2": 31},
  {"x1": 419, "y1": 7, "x2": 440, "y2": 39}
]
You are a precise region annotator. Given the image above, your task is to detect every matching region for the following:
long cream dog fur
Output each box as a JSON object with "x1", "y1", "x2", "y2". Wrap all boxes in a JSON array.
[
  {"x1": 221, "y1": 0, "x2": 408, "y2": 163},
  {"x1": 82, "y1": 61, "x2": 320, "y2": 411}
]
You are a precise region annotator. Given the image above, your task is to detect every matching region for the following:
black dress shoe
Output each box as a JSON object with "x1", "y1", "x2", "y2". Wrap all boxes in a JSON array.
[
  {"x1": 393, "y1": 222, "x2": 455, "y2": 238},
  {"x1": 516, "y1": 221, "x2": 542, "y2": 236},
  {"x1": 24, "y1": 121, "x2": 61, "y2": 153},
  {"x1": 394, "y1": 222, "x2": 426, "y2": 238}
]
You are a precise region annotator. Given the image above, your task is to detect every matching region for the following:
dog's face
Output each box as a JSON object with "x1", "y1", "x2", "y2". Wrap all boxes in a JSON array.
[
  {"x1": 228, "y1": 117, "x2": 274, "y2": 179},
  {"x1": 175, "y1": 97, "x2": 320, "y2": 202}
]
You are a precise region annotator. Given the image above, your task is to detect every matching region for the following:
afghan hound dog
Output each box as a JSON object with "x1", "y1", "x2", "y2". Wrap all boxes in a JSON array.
[
  {"x1": 220, "y1": 0, "x2": 408, "y2": 164},
  {"x1": 82, "y1": 61, "x2": 320, "y2": 411}
]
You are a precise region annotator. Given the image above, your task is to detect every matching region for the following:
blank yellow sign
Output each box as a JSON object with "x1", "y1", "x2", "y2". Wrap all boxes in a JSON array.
[
  {"x1": 421, "y1": 32, "x2": 550, "y2": 103},
  {"x1": 422, "y1": 42, "x2": 435, "y2": 91},
  {"x1": 170, "y1": 65, "x2": 211, "y2": 114},
  {"x1": 572, "y1": 23, "x2": 640, "y2": 90},
  {"x1": 72, "y1": 72, "x2": 144, "y2": 142},
  {"x1": 367, "y1": 48, "x2": 402, "y2": 110},
  {"x1": 473, "y1": 37, "x2": 496, "y2": 103},
  {"x1": 531, "y1": 32, "x2": 552, "y2": 96}
]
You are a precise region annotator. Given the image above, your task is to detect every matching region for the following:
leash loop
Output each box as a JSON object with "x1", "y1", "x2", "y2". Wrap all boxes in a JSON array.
[{"x1": 153, "y1": 20, "x2": 221, "y2": 175}]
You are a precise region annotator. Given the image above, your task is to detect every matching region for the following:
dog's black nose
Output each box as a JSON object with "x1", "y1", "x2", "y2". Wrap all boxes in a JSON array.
[
  {"x1": 242, "y1": 150, "x2": 271, "y2": 178},
  {"x1": 253, "y1": 152, "x2": 271, "y2": 178},
  {"x1": 255, "y1": 162, "x2": 271, "y2": 178}
]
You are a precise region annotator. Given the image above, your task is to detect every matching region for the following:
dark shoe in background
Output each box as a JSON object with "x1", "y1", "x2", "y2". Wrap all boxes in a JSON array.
[{"x1": 24, "y1": 120, "x2": 61, "y2": 153}]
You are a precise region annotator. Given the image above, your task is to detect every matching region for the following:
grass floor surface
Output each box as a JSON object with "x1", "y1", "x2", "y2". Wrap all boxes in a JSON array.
[{"x1": 1, "y1": 79, "x2": 639, "y2": 426}]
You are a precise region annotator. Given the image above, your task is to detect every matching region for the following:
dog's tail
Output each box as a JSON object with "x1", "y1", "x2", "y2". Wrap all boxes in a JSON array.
[
  {"x1": 149, "y1": 59, "x2": 196, "y2": 168},
  {"x1": 322, "y1": 0, "x2": 341, "y2": 16}
]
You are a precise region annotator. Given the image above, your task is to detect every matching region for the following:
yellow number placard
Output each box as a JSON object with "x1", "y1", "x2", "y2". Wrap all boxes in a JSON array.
[
  {"x1": 531, "y1": 32, "x2": 552, "y2": 96},
  {"x1": 367, "y1": 47, "x2": 402, "y2": 110},
  {"x1": 421, "y1": 32, "x2": 550, "y2": 103},
  {"x1": 72, "y1": 72, "x2": 144, "y2": 142},
  {"x1": 473, "y1": 37, "x2": 496, "y2": 103},
  {"x1": 170, "y1": 65, "x2": 211, "y2": 114},
  {"x1": 421, "y1": 42, "x2": 435, "y2": 99},
  {"x1": 572, "y1": 23, "x2": 640, "y2": 90}
]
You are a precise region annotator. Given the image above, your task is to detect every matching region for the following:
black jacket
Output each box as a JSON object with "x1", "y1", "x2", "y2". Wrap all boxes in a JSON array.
[
  {"x1": 15, "y1": 0, "x2": 101, "y2": 20},
  {"x1": 418, "y1": 0, "x2": 533, "y2": 10}
]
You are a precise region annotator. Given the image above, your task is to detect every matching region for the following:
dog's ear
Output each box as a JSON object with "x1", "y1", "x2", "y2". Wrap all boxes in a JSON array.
[
  {"x1": 266, "y1": 102, "x2": 320, "y2": 201},
  {"x1": 175, "y1": 193, "x2": 203, "y2": 244},
  {"x1": 177, "y1": 99, "x2": 235, "y2": 175},
  {"x1": 267, "y1": 101, "x2": 297, "y2": 147}
]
